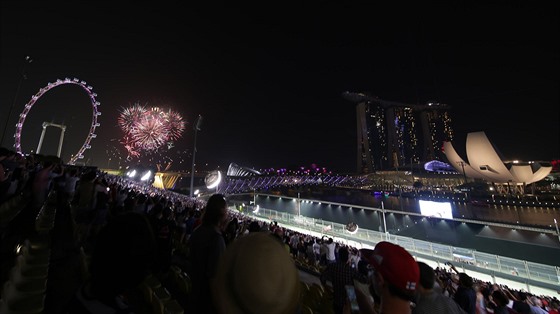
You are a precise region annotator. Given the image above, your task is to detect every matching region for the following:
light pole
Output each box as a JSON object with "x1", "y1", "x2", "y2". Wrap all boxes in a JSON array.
[
  {"x1": 381, "y1": 201, "x2": 388, "y2": 240},
  {"x1": 297, "y1": 192, "x2": 301, "y2": 216},
  {"x1": 189, "y1": 115, "x2": 203, "y2": 197},
  {"x1": 253, "y1": 188, "x2": 257, "y2": 209},
  {"x1": 1, "y1": 55, "x2": 32, "y2": 148},
  {"x1": 554, "y1": 219, "x2": 560, "y2": 243}
]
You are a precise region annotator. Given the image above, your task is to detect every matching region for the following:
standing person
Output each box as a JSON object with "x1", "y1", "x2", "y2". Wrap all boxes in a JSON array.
[
  {"x1": 474, "y1": 283, "x2": 488, "y2": 314},
  {"x1": 312, "y1": 238, "x2": 321, "y2": 265},
  {"x1": 175, "y1": 209, "x2": 188, "y2": 244},
  {"x1": 87, "y1": 178, "x2": 111, "y2": 245},
  {"x1": 548, "y1": 300, "x2": 560, "y2": 314},
  {"x1": 153, "y1": 206, "x2": 176, "y2": 275},
  {"x1": 31, "y1": 160, "x2": 60, "y2": 208},
  {"x1": 289, "y1": 231, "x2": 299, "y2": 258},
  {"x1": 111, "y1": 187, "x2": 128, "y2": 216},
  {"x1": 62, "y1": 167, "x2": 80, "y2": 205},
  {"x1": 73, "y1": 170, "x2": 97, "y2": 247},
  {"x1": 223, "y1": 217, "x2": 239, "y2": 246},
  {"x1": 0, "y1": 150, "x2": 12, "y2": 203},
  {"x1": 320, "y1": 238, "x2": 328, "y2": 266},
  {"x1": 320, "y1": 246, "x2": 368, "y2": 314},
  {"x1": 489, "y1": 289, "x2": 516, "y2": 314},
  {"x1": 183, "y1": 208, "x2": 196, "y2": 243},
  {"x1": 297, "y1": 235, "x2": 307, "y2": 259},
  {"x1": 360, "y1": 241, "x2": 420, "y2": 314},
  {"x1": 413, "y1": 261, "x2": 467, "y2": 314},
  {"x1": 63, "y1": 211, "x2": 156, "y2": 314},
  {"x1": 505, "y1": 291, "x2": 531, "y2": 314},
  {"x1": 325, "y1": 236, "x2": 337, "y2": 264},
  {"x1": 453, "y1": 272, "x2": 477, "y2": 314},
  {"x1": 529, "y1": 296, "x2": 548, "y2": 314},
  {"x1": 187, "y1": 194, "x2": 229, "y2": 314}
]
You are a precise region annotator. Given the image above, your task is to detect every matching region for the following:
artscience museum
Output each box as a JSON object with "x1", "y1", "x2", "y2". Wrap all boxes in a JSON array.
[{"x1": 443, "y1": 131, "x2": 552, "y2": 194}]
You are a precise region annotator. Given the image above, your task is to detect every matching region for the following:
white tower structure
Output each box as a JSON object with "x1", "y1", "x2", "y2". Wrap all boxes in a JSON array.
[{"x1": 36, "y1": 122, "x2": 66, "y2": 158}]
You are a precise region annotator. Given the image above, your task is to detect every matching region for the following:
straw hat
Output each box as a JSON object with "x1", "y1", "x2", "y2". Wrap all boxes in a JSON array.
[{"x1": 212, "y1": 232, "x2": 300, "y2": 314}]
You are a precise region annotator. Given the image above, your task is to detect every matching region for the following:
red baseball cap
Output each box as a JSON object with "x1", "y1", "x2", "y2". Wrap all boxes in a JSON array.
[{"x1": 360, "y1": 241, "x2": 419, "y2": 295}]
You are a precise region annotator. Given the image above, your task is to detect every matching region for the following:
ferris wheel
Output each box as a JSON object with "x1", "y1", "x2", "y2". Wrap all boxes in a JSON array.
[{"x1": 13, "y1": 78, "x2": 101, "y2": 165}]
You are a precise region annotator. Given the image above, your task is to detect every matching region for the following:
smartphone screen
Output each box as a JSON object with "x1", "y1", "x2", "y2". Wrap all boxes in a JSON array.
[{"x1": 345, "y1": 285, "x2": 360, "y2": 313}]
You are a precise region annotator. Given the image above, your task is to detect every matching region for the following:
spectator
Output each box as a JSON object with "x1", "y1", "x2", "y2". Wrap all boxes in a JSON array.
[
  {"x1": 312, "y1": 238, "x2": 321, "y2": 265},
  {"x1": 111, "y1": 186, "x2": 128, "y2": 215},
  {"x1": 548, "y1": 299, "x2": 560, "y2": 314},
  {"x1": 325, "y1": 236, "x2": 337, "y2": 264},
  {"x1": 61, "y1": 167, "x2": 80, "y2": 205},
  {"x1": 319, "y1": 238, "x2": 328, "y2": 265},
  {"x1": 133, "y1": 194, "x2": 148, "y2": 214},
  {"x1": 73, "y1": 170, "x2": 97, "y2": 246},
  {"x1": 212, "y1": 232, "x2": 300, "y2": 314},
  {"x1": 354, "y1": 257, "x2": 377, "y2": 309},
  {"x1": 187, "y1": 193, "x2": 229, "y2": 314},
  {"x1": 123, "y1": 190, "x2": 138, "y2": 212},
  {"x1": 506, "y1": 291, "x2": 531, "y2": 314},
  {"x1": 529, "y1": 296, "x2": 548, "y2": 314},
  {"x1": 153, "y1": 205, "x2": 176, "y2": 274},
  {"x1": 320, "y1": 245, "x2": 368, "y2": 314},
  {"x1": 490, "y1": 289, "x2": 515, "y2": 314},
  {"x1": 248, "y1": 220, "x2": 261, "y2": 233},
  {"x1": 62, "y1": 211, "x2": 156, "y2": 314},
  {"x1": 360, "y1": 241, "x2": 420, "y2": 314},
  {"x1": 289, "y1": 231, "x2": 299, "y2": 257},
  {"x1": 0, "y1": 149, "x2": 12, "y2": 203},
  {"x1": 175, "y1": 210, "x2": 188, "y2": 244},
  {"x1": 31, "y1": 159, "x2": 60, "y2": 208},
  {"x1": 223, "y1": 217, "x2": 239, "y2": 246},
  {"x1": 474, "y1": 282, "x2": 488, "y2": 314},
  {"x1": 453, "y1": 271, "x2": 477, "y2": 314},
  {"x1": 413, "y1": 261, "x2": 467, "y2": 313},
  {"x1": 88, "y1": 177, "x2": 111, "y2": 243},
  {"x1": 271, "y1": 226, "x2": 290, "y2": 253},
  {"x1": 183, "y1": 208, "x2": 196, "y2": 242}
]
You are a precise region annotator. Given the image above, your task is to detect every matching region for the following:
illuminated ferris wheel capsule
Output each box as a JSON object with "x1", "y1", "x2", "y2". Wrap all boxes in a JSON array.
[{"x1": 13, "y1": 77, "x2": 101, "y2": 165}]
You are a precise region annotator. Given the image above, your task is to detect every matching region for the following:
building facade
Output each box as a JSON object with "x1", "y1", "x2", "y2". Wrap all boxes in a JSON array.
[{"x1": 344, "y1": 92, "x2": 454, "y2": 174}]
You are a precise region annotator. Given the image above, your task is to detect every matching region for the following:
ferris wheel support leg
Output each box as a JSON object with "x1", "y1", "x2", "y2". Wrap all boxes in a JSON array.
[
  {"x1": 36, "y1": 124, "x2": 48, "y2": 154},
  {"x1": 57, "y1": 127, "x2": 66, "y2": 158}
]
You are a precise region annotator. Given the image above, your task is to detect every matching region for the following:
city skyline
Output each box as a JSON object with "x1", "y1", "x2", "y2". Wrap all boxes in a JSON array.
[{"x1": 1, "y1": 3, "x2": 558, "y2": 173}]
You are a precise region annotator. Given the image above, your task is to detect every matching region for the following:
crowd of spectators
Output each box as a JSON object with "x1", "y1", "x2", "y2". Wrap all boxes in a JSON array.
[{"x1": 2, "y1": 145, "x2": 559, "y2": 314}]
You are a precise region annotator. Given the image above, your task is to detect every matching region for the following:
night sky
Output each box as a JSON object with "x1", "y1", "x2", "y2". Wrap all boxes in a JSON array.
[{"x1": 1, "y1": 2, "x2": 558, "y2": 174}]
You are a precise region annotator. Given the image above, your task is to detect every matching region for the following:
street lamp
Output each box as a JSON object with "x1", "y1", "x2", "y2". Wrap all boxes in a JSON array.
[
  {"x1": 1, "y1": 55, "x2": 32, "y2": 148},
  {"x1": 252, "y1": 188, "x2": 257, "y2": 209},
  {"x1": 554, "y1": 219, "x2": 560, "y2": 243},
  {"x1": 189, "y1": 115, "x2": 203, "y2": 197},
  {"x1": 381, "y1": 201, "x2": 388, "y2": 240},
  {"x1": 297, "y1": 192, "x2": 301, "y2": 216}
]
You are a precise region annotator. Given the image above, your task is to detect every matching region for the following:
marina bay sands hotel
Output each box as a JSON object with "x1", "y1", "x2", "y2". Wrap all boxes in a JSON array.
[{"x1": 342, "y1": 92, "x2": 454, "y2": 174}]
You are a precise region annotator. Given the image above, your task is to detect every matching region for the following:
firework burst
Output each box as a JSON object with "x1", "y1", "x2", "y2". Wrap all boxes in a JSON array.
[{"x1": 118, "y1": 103, "x2": 186, "y2": 159}]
